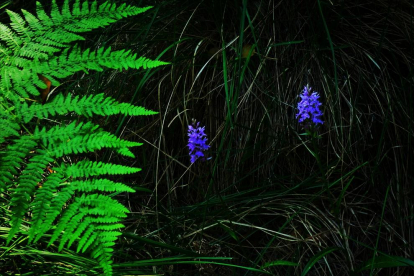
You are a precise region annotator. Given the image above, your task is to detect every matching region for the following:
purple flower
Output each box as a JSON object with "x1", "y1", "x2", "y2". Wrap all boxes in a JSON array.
[
  {"x1": 188, "y1": 121, "x2": 210, "y2": 163},
  {"x1": 296, "y1": 85, "x2": 323, "y2": 127}
]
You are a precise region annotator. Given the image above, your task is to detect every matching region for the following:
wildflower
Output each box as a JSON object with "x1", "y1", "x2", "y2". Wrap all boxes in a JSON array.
[
  {"x1": 188, "y1": 120, "x2": 210, "y2": 163},
  {"x1": 296, "y1": 85, "x2": 323, "y2": 127}
]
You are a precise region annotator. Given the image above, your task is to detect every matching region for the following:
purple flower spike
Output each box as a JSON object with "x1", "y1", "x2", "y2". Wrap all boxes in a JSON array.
[
  {"x1": 188, "y1": 120, "x2": 210, "y2": 163},
  {"x1": 296, "y1": 85, "x2": 323, "y2": 127}
]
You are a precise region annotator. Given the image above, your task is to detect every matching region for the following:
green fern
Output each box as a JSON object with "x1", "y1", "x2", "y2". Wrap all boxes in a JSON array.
[{"x1": 0, "y1": 1, "x2": 168, "y2": 275}]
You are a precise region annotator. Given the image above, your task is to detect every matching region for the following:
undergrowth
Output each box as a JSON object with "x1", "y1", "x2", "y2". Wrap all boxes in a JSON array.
[{"x1": 1, "y1": 0, "x2": 414, "y2": 275}]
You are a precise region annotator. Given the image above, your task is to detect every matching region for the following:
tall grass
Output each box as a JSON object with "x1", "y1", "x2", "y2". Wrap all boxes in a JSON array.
[{"x1": 1, "y1": 0, "x2": 413, "y2": 275}]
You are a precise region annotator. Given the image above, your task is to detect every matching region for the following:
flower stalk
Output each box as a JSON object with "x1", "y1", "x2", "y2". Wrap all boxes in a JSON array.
[{"x1": 296, "y1": 85, "x2": 332, "y2": 204}]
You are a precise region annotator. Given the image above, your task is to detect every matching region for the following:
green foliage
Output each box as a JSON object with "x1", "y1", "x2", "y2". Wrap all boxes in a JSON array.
[{"x1": 0, "y1": 0, "x2": 168, "y2": 274}]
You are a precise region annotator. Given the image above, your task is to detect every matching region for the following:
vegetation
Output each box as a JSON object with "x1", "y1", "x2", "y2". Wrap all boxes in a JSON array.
[
  {"x1": 1, "y1": 0, "x2": 413, "y2": 275},
  {"x1": 0, "y1": 1, "x2": 167, "y2": 274}
]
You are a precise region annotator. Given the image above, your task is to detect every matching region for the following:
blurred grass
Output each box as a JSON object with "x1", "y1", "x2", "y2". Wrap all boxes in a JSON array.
[{"x1": 1, "y1": 0, "x2": 414, "y2": 275}]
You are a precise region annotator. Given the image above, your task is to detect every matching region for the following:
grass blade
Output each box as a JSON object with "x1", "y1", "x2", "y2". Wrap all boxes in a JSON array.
[{"x1": 301, "y1": 247, "x2": 341, "y2": 276}]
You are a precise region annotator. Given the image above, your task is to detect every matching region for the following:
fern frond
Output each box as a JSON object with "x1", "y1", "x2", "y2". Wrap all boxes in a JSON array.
[
  {"x1": 68, "y1": 217, "x2": 121, "y2": 248},
  {"x1": 89, "y1": 231, "x2": 121, "y2": 275},
  {"x1": 0, "y1": 1, "x2": 167, "y2": 274},
  {"x1": 49, "y1": 131, "x2": 141, "y2": 157},
  {"x1": 72, "y1": 179, "x2": 136, "y2": 193},
  {"x1": 29, "y1": 172, "x2": 65, "y2": 243},
  {"x1": 7, "y1": 10, "x2": 32, "y2": 42},
  {"x1": 1, "y1": 67, "x2": 39, "y2": 98},
  {"x1": 0, "y1": 22, "x2": 22, "y2": 53},
  {"x1": 33, "y1": 182, "x2": 79, "y2": 242},
  {"x1": 33, "y1": 120, "x2": 99, "y2": 146},
  {"x1": 8, "y1": 149, "x2": 54, "y2": 244},
  {"x1": 47, "y1": 193, "x2": 129, "y2": 275},
  {"x1": 0, "y1": 43, "x2": 13, "y2": 62},
  {"x1": 0, "y1": 136, "x2": 36, "y2": 189},
  {"x1": 21, "y1": 93, "x2": 158, "y2": 123},
  {"x1": 19, "y1": 0, "x2": 152, "y2": 51},
  {"x1": 31, "y1": 162, "x2": 139, "y2": 241},
  {"x1": 0, "y1": 0, "x2": 164, "y2": 102},
  {"x1": 113, "y1": 147, "x2": 136, "y2": 158},
  {"x1": 0, "y1": 109, "x2": 20, "y2": 143},
  {"x1": 50, "y1": 193, "x2": 128, "y2": 247},
  {"x1": 59, "y1": 160, "x2": 141, "y2": 178},
  {"x1": 0, "y1": 118, "x2": 19, "y2": 143},
  {"x1": 30, "y1": 44, "x2": 169, "y2": 79},
  {"x1": 32, "y1": 178, "x2": 134, "y2": 240}
]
